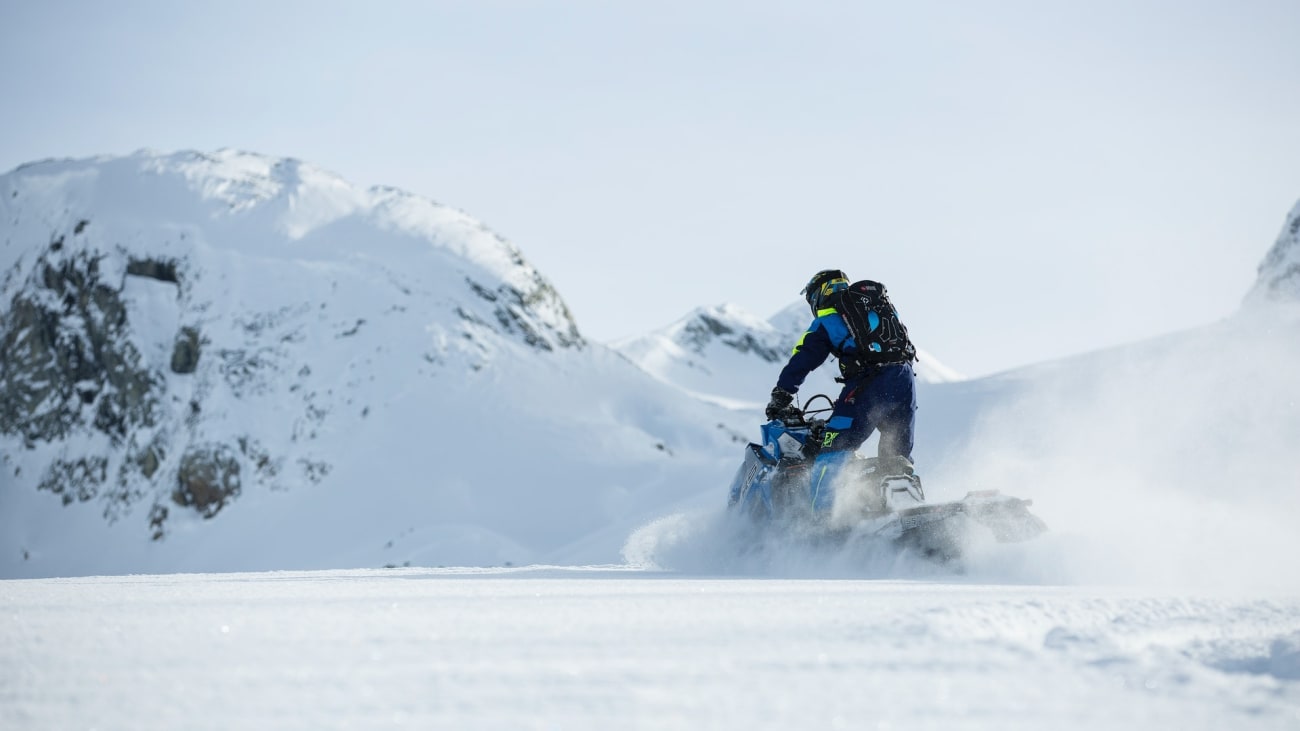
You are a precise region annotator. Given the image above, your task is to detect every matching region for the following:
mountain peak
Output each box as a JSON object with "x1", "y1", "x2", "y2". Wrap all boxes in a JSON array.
[
  {"x1": 2, "y1": 149, "x2": 582, "y2": 348},
  {"x1": 1245, "y1": 198, "x2": 1300, "y2": 306},
  {"x1": 675, "y1": 304, "x2": 786, "y2": 362},
  {"x1": 155, "y1": 149, "x2": 353, "y2": 214},
  {"x1": 614, "y1": 299, "x2": 965, "y2": 410},
  {"x1": 0, "y1": 149, "x2": 600, "y2": 565},
  {"x1": 766, "y1": 301, "x2": 963, "y2": 384}
]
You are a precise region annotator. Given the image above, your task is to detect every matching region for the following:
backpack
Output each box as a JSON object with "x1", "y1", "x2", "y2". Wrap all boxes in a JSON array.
[{"x1": 831, "y1": 280, "x2": 916, "y2": 366}]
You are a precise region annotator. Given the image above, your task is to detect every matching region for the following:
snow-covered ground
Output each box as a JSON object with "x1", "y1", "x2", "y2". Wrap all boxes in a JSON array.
[
  {"x1": 4, "y1": 567, "x2": 1299, "y2": 730},
  {"x1": 3, "y1": 152, "x2": 1299, "y2": 727}
]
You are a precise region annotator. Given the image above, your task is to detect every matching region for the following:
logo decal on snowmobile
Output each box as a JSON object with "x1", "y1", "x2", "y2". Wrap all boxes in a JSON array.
[
  {"x1": 900, "y1": 512, "x2": 944, "y2": 530},
  {"x1": 822, "y1": 431, "x2": 839, "y2": 448},
  {"x1": 740, "y1": 462, "x2": 762, "y2": 495}
]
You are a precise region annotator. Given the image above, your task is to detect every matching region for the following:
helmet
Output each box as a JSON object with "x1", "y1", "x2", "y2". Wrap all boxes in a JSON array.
[{"x1": 802, "y1": 269, "x2": 850, "y2": 313}]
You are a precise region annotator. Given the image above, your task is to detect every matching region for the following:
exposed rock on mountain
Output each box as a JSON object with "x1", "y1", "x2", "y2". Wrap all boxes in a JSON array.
[
  {"x1": 1, "y1": 150, "x2": 735, "y2": 577},
  {"x1": 615, "y1": 301, "x2": 963, "y2": 406},
  {"x1": 0, "y1": 151, "x2": 583, "y2": 535},
  {"x1": 1245, "y1": 199, "x2": 1300, "y2": 305}
]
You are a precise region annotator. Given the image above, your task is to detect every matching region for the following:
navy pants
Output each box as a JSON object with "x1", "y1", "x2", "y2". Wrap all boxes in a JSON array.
[
  {"x1": 809, "y1": 362, "x2": 916, "y2": 512},
  {"x1": 820, "y1": 362, "x2": 916, "y2": 461}
]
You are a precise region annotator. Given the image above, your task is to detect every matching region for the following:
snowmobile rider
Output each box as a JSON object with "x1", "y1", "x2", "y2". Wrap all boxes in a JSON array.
[{"x1": 765, "y1": 269, "x2": 918, "y2": 513}]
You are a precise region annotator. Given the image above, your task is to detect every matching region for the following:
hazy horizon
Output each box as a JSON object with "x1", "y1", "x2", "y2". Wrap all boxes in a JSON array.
[{"x1": 3, "y1": 0, "x2": 1298, "y2": 377}]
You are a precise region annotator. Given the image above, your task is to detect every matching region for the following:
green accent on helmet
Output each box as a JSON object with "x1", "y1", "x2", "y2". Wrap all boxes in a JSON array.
[{"x1": 802, "y1": 269, "x2": 850, "y2": 313}]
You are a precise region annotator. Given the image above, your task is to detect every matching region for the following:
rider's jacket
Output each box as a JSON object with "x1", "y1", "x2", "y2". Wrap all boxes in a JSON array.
[{"x1": 775, "y1": 307, "x2": 857, "y2": 394}]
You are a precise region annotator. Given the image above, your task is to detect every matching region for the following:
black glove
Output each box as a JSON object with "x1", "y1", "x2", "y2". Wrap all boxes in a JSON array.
[{"x1": 765, "y1": 387, "x2": 797, "y2": 421}]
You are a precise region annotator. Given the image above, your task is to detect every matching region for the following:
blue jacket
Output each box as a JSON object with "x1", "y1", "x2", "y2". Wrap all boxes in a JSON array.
[{"x1": 776, "y1": 307, "x2": 857, "y2": 393}]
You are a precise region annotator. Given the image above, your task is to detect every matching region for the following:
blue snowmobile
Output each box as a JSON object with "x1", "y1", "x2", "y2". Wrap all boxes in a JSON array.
[{"x1": 727, "y1": 395, "x2": 1047, "y2": 561}]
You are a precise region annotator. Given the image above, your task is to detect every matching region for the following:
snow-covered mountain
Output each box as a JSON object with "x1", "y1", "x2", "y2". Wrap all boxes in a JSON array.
[
  {"x1": 4, "y1": 153, "x2": 1295, "y2": 731},
  {"x1": 0, "y1": 150, "x2": 746, "y2": 578},
  {"x1": 1245, "y1": 197, "x2": 1300, "y2": 305},
  {"x1": 3, "y1": 150, "x2": 1296, "y2": 587},
  {"x1": 614, "y1": 301, "x2": 962, "y2": 407}
]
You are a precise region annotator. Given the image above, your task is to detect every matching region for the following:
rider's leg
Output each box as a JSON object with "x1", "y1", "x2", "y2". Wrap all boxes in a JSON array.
[
  {"x1": 865, "y1": 363, "x2": 917, "y2": 467},
  {"x1": 807, "y1": 380, "x2": 875, "y2": 513}
]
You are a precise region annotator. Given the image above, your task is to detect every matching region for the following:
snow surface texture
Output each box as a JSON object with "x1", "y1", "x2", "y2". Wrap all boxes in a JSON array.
[{"x1": 3, "y1": 569, "x2": 1300, "y2": 730}]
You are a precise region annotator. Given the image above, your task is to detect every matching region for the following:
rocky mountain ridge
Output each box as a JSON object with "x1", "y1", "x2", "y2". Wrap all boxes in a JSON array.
[
  {"x1": 1246, "y1": 198, "x2": 1300, "y2": 306},
  {"x1": 614, "y1": 300, "x2": 963, "y2": 407},
  {"x1": 0, "y1": 150, "x2": 735, "y2": 576}
]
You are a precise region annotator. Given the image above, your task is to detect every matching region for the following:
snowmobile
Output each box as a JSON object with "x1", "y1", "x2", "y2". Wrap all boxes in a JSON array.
[{"x1": 727, "y1": 395, "x2": 1047, "y2": 561}]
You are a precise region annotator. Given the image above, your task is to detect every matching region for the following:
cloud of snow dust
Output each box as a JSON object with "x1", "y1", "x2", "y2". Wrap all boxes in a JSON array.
[
  {"x1": 621, "y1": 307, "x2": 1300, "y2": 587},
  {"x1": 620, "y1": 506, "x2": 963, "y2": 579},
  {"x1": 936, "y1": 307, "x2": 1300, "y2": 592}
]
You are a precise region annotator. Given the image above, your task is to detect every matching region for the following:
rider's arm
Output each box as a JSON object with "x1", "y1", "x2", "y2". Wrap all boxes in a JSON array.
[{"x1": 776, "y1": 321, "x2": 832, "y2": 394}]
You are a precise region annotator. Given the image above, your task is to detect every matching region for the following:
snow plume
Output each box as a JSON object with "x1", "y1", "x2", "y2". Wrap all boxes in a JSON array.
[
  {"x1": 622, "y1": 508, "x2": 960, "y2": 579},
  {"x1": 934, "y1": 306, "x2": 1300, "y2": 591},
  {"x1": 623, "y1": 304, "x2": 1300, "y2": 586}
]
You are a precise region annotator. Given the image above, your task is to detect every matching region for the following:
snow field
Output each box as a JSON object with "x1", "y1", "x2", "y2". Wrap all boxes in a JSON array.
[{"x1": 3, "y1": 568, "x2": 1299, "y2": 730}]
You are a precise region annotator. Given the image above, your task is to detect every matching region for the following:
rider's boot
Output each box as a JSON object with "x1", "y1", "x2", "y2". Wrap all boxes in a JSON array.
[{"x1": 879, "y1": 454, "x2": 915, "y2": 479}]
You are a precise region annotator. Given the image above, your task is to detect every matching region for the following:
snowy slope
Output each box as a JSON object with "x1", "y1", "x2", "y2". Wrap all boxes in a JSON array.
[
  {"x1": 3, "y1": 150, "x2": 1296, "y2": 593},
  {"x1": 626, "y1": 302, "x2": 1300, "y2": 589},
  {"x1": 0, "y1": 150, "x2": 748, "y2": 578},
  {"x1": 3, "y1": 158, "x2": 1297, "y2": 731},
  {"x1": 4, "y1": 569, "x2": 1299, "y2": 731},
  {"x1": 628, "y1": 200, "x2": 1300, "y2": 592}
]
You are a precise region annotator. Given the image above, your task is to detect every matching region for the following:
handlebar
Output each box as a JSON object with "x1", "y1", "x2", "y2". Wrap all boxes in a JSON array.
[
  {"x1": 800, "y1": 393, "x2": 834, "y2": 418},
  {"x1": 773, "y1": 393, "x2": 834, "y2": 428}
]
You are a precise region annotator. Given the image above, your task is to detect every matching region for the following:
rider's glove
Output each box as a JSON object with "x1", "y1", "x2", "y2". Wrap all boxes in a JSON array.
[{"x1": 765, "y1": 387, "x2": 796, "y2": 421}]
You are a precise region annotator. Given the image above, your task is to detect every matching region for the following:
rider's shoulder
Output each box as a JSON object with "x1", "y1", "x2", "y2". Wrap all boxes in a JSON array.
[{"x1": 811, "y1": 308, "x2": 848, "y2": 329}]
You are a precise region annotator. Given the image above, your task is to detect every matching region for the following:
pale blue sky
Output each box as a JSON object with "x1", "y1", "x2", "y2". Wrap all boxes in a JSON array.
[{"x1": 3, "y1": 1, "x2": 1297, "y2": 376}]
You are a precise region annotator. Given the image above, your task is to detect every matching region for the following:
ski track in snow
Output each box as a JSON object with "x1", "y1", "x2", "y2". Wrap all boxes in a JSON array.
[{"x1": 3, "y1": 568, "x2": 1299, "y2": 730}]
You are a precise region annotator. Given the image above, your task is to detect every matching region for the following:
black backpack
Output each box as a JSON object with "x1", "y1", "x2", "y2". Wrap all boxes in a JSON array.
[{"x1": 831, "y1": 280, "x2": 916, "y2": 366}]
